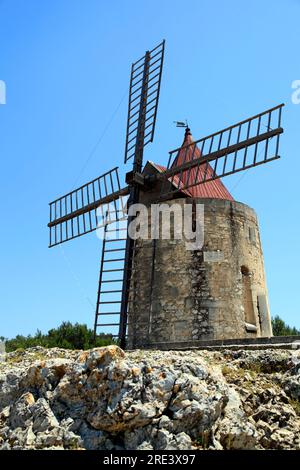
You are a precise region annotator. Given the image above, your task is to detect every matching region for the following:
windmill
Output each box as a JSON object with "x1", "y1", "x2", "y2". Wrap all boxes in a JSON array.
[{"x1": 48, "y1": 40, "x2": 284, "y2": 349}]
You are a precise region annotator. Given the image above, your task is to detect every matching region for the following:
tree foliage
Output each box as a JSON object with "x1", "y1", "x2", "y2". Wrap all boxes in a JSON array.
[
  {"x1": 271, "y1": 315, "x2": 300, "y2": 336},
  {"x1": 3, "y1": 316, "x2": 299, "y2": 352},
  {"x1": 4, "y1": 322, "x2": 115, "y2": 352}
]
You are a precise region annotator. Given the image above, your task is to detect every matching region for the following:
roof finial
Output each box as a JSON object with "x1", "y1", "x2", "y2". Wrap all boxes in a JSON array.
[
  {"x1": 174, "y1": 120, "x2": 190, "y2": 137},
  {"x1": 185, "y1": 126, "x2": 191, "y2": 137}
]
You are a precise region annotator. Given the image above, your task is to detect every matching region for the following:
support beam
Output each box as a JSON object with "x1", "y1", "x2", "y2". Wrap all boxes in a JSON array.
[
  {"x1": 160, "y1": 128, "x2": 283, "y2": 180},
  {"x1": 48, "y1": 186, "x2": 129, "y2": 228}
]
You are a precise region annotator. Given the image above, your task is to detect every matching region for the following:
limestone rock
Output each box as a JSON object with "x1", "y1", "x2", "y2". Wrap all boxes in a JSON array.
[{"x1": 0, "y1": 346, "x2": 299, "y2": 450}]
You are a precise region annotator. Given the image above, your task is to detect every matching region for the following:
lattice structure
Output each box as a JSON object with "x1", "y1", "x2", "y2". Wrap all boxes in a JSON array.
[
  {"x1": 48, "y1": 167, "x2": 128, "y2": 246},
  {"x1": 48, "y1": 40, "x2": 165, "y2": 346},
  {"x1": 159, "y1": 104, "x2": 284, "y2": 197},
  {"x1": 124, "y1": 40, "x2": 165, "y2": 164}
]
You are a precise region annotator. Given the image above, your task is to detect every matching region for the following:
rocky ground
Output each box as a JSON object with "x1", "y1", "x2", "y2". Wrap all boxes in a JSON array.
[{"x1": 0, "y1": 345, "x2": 299, "y2": 450}]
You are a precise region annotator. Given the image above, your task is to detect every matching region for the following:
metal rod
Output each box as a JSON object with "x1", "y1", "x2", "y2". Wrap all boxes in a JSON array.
[
  {"x1": 70, "y1": 194, "x2": 74, "y2": 238},
  {"x1": 75, "y1": 191, "x2": 80, "y2": 235},
  {"x1": 100, "y1": 290, "x2": 123, "y2": 294},
  {"x1": 217, "y1": 131, "x2": 223, "y2": 151},
  {"x1": 232, "y1": 124, "x2": 242, "y2": 172},
  {"x1": 105, "y1": 248, "x2": 126, "y2": 253},
  {"x1": 222, "y1": 128, "x2": 232, "y2": 174},
  {"x1": 208, "y1": 135, "x2": 214, "y2": 154},
  {"x1": 243, "y1": 120, "x2": 251, "y2": 167},
  {"x1": 109, "y1": 172, "x2": 118, "y2": 219},
  {"x1": 86, "y1": 185, "x2": 92, "y2": 231},
  {"x1": 103, "y1": 258, "x2": 125, "y2": 262},
  {"x1": 264, "y1": 112, "x2": 272, "y2": 160},
  {"x1": 49, "y1": 206, "x2": 52, "y2": 246},
  {"x1": 95, "y1": 313, "x2": 120, "y2": 316},
  {"x1": 253, "y1": 116, "x2": 261, "y2": 164},
  {"x1": 103, "y1": 269, "x2": 125, "y2": 273},
  {"x1": 59, "y1": 199, "x2": 62, "y2": 243}
]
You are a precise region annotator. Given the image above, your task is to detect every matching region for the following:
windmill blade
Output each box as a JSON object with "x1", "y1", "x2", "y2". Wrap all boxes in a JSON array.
[
  {"x1": 119, "y1": 40, "x2": 165, "y2": 347},
  {"x1": 124, "y1": 40, "x2": 165, "y2": 166},
  {"x1": 159, "y1": 103, "x2": 284, "y2": 197},
  {"x1": 48, "y1": 167, "x2": 129, "y2": 247}
]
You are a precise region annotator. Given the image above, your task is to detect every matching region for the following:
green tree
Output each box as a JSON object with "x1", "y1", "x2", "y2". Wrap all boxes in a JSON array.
[{"x1": 271, "y1": 315, "x2": 300, "y2": 336}]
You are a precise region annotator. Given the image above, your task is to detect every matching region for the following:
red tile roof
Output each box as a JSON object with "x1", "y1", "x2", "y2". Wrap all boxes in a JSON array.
[{"x1": 153, "y1": 128, "x2": 234, "y2": 201}]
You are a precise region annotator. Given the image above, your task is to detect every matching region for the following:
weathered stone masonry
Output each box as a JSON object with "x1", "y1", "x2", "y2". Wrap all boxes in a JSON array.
[{"x1": 127, "y1": 197, "x2": 272, "y2": 349}]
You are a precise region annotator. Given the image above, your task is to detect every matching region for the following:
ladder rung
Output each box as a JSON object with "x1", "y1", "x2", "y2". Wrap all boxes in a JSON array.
[
  {"x1": 96, "y1": 323, "x2": 120, "y2": 327},
  {"x1": 106, "y1": 228, "x2": 127, "y2": 233},
  {"x1": 101, "y1": 279, "x2": 123, "y2": 283},
  {"x1": 97, "y1": 311, "x2": 120, "y2": 315},
  {"x1": 103, "y1": 269, "x2": 124, "y2": 273},
  {"x1": 106, "y1": 238, "x2": 127, "y2": 242},
  {"x1": 98, "y1": 301, "x2": 121, "y2": 304},
  {"x1": 103, "y1": 258, "x2": 125, "y2": 263},
  {"x1": 100, "y1": 290, "x2": 122, "y2": 294},
  {"x1": 105, "y1": 248, "x2": 126, "y2": 253},
  {"x1": 96, "y1": 312, "x2": 120, "y2": 316}
]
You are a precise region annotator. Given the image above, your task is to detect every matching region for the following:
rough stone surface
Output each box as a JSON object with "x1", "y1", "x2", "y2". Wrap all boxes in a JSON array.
[
  {"x1": 0, "y1": 346, "x2": 299, "y2": 450},
  {"x1": 127, "y1": 197, "x2": 272, "y2": 348}
]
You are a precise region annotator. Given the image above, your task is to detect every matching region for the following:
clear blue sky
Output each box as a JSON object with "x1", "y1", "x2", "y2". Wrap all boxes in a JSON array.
[{"x1": 0, "y1": 0, "x2": 299, "y2": 338}]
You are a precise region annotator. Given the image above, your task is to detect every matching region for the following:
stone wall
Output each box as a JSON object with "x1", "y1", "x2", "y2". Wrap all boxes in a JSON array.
[{"x1": 127, "y1": 197, "x2": 272, "y2": 349}]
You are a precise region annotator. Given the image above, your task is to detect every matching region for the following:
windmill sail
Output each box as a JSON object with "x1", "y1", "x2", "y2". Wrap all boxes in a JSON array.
[
  {"x1": 124, "y1": 40, "x2": 165, "y2": 165},
  {"x1": 48, "y1": 167, "x2": 129, "y2": 247},
  {"x1": 159, "y1": 104, "x2": 284, "y2": 197},
  {"x1": 116, "y1": 40, "x2": 166, "y2": 348}
]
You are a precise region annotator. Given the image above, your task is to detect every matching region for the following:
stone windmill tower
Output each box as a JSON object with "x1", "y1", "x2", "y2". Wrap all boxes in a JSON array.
[
  {"x1": 48, "y1": 41, "x2": 284, "y2": 349},
  {"x1": 127, "y1": 127, "x2": 273, "y2": 349}
]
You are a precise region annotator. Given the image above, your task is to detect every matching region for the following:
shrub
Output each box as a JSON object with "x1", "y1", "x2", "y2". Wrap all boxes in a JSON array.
[{"x1": 4, "y1": 321, "x2": 115, "y2": 352}]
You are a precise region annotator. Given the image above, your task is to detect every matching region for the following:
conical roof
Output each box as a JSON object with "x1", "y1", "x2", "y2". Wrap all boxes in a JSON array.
[{"x1": 169, "y1": 127, "x2": 234, "y2": 200}]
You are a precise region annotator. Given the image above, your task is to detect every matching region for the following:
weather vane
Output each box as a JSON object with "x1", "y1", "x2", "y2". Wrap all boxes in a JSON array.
[{"x1": 174, "y1": 120, "x2": 189, "y2": 128}]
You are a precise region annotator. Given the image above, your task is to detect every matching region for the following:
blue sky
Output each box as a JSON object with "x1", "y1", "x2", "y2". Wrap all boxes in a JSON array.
[{"x1": 0, "y1": 0, "x2": 299, "y2": 338}]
